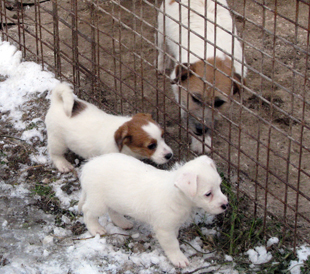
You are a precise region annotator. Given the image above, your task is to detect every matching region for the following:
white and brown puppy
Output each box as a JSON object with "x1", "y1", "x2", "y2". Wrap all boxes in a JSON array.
[
  {"x1": 157, "y1": 0, "x2": 247, "y2": 153},
  {"x1": 45, "y1": 83, "x2": 173, "y2": 172},
  {"x1": 78, "y1": 153, "x2": 228, "y2": 268}
]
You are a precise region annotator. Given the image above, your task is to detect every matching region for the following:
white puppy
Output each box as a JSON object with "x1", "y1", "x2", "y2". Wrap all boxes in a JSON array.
[
  {"x1": 78, "y1": 153, "x2": 228, "y2": 268},
  {"x1": 45, "y1": 83, "x2": 173, "y2": 172},
  {"x1": 157, "y1": 0, "x2": 247, "y2": 154}
]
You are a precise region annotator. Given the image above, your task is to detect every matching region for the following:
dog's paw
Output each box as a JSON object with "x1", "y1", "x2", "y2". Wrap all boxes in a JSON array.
[
  {"x1": 54, "y1": 160, "x2": 74, "y2": 173},
  {"x1": 88, "y1": 225, "x2": 106, "y2": 236},
  {"x1": 110, "y1": 214, "x2": 133, "y2": 230},
  {"x1": 168, "y1": 251, "x2": 190, "y2": 268},
  {"x1": 190, "y1": 135, "x2": 211, "y2": 154},
  {"x1": 118, "y1": 219, "x2": 133, "y2": 230}
]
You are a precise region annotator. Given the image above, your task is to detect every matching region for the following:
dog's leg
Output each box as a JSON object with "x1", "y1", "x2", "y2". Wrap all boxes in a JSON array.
[
  {"x1": 155, "y1": 228, "x2": 189, "y2": 268},
  {"x1": 190, "y1": 135, "x2": 211, "y2": 154},
  {"x1": 108, "y1": 209, "x2": 133, "y2": 230},
  {"x1": 82, "y1": 205, "x2": 107, "y2": 236},
  {"x1": 156, "y1": 14, "x2": 166, "y2": 73},
  {"x1": 77, "y1": 190, "x2": 86, "y2": 213},
  {"x1": 47, "y1": 138, "x2": 74, "y2": 173}
]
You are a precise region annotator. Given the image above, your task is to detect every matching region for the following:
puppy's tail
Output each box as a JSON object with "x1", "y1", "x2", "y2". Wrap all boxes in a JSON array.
[{"x1": 50, "y1": 83, "x2": 75, "y2": 117}]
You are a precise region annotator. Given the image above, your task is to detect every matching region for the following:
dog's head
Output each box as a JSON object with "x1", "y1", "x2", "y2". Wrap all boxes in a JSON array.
[
  {"x1": 114, "y1": 113, "x2": 173, "y2": 164},
  {"x1": 174, "y1": 155, "x2": 228, "y2": 215},
  {"x1": 172, "y1": 56, "x2": 244, "y2": 138}
]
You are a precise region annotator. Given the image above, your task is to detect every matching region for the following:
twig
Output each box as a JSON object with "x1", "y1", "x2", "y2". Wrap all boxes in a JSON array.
[
  {"x1": 183, "y1": 264, "x2": 219, "y2": 274},
  {"x1": 0, "y1": 135, "x2": 25, "y2": 142},
  {"x1": 19, "y1": 164, "x2": 45, "y2": 174},
  {"x1": 72, "y1": 232, "x2": 131, "y2": 241},
  {"x1": 180, "y1": 239, "x2": 216, "y2": 255}
]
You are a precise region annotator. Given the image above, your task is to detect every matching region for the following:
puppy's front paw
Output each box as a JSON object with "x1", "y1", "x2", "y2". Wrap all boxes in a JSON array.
[
  {"x1": 88, "y1": 225, "x2": 106, "y2": 236},
  {"x1": 168, "y1": 251, "x2": 189, "y2": 268},
  {"x1": 190, "y1": 135, "x2": 211, "y2": 154}
]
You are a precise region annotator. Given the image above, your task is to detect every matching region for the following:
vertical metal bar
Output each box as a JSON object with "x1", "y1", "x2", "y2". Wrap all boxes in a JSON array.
[
  {"x1": 96, "y1": 0, "x2": 100, "y2": 87},
  {"x1": 186, "y1": 0, "x2": 190, "y2": 159},
  {"x1": 38, "y1": 0, "x2": 44, "y2": 68},
  {"x1": 16, "y1": 0, "x2": 22, "y2": 51},
  {"x1": 133, "y1": 0, "x2": 138, "y2": 112},
  {"x1": 0, "y1": 0, "x2": 4, "y2": 40},
  {"x1": 118, "y1": 3, "x2": 123, "y2": 113},
  {"x1": 53, "y1": 0, "x2": 61, "y2": 78},
  {"x1": 226, "y1": 0, "x2": 233, "y2": 182},
  {"x1": 254, "y1": 0, "x2": 266, "y2": 218},
  {"x1": 71, "y1": 0, "x2": 79, "y2": 90},
  {"x1": 140, "y1": 0, "x2": 144, "y2": 114},
  {"x1": 283, "y1": 0, "x2": 299, "y2": 241},
  {"x1": 263, "y1": 0, "x2": 278, "y2": 237},
  {"x1": 177, "y1": 0, "x2": 182, "y2": 158},
  {"x1": 21, "y1": 0, "x2": 26, "y2": 57},
  {"x1": 90, "y1": 2, "x2": 97, "y2": 94},
  {"x1": 112, "y1": 2, "x2": 118, "y2": 110},
  {"x1": 294, "y1": 1, "x2": 310, "y2": 251},
  {"x1": 34, "y1": 0, "x2": 39, "y2": 61}
]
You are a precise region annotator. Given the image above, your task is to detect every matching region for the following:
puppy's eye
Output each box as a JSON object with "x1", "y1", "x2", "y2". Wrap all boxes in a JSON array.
[
  {"x1": 214, "y1": 98, "x2": 225, "y2": 108},
  {"x1": 148, "y1": 143, "x2": 157, "y2": 150},
  {"x1": 205, "y1": 192, "x2": 212, "y2": 197},
  {"x1": 191, "y1": 94, "x2": 203, "y2": 106}
]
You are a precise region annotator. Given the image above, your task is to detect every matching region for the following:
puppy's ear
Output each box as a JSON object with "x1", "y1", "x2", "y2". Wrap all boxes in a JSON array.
[
  {"x1": 171, "y1": 63, "x2": 194, "y2": 84},
  {"x1": 200, "y1": 155, "x2": 217, "y2": 170},
  {"x1": 174, "y1": 172, "x2": 198, "y2": 198},
  {"x1": 133, "y1": 113, "x2": 153, "y2": 120},
  {"x1": 114, "y1": 124, "x2": 131, "y2": 151}
]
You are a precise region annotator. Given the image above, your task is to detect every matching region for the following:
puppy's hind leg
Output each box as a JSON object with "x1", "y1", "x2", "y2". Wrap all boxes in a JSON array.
[
  {"x1": 78, "y1": 189, "x2": 86, "y2": 213},
  {"x1": 108, "y1": 209, "x2": 133, "y2": 230},
  {"x1": 47, "y1": 136, "x2": 74, "y2": 173},
  {"x1": 82, "y1": 204, "x2": 107, "y2": 236},
  {"x1": 155, "y1": 228, "x2": 189, "y2": 268}
]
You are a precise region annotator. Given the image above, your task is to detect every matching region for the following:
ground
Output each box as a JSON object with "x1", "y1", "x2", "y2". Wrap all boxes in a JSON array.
[{"x1": 0, "y1": 0, "x2": 310, "y2": 273}]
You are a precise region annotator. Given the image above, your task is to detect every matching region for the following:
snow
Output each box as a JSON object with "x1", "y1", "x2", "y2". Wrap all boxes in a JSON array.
[
  {"x1": 1, "y1": 39, "x2": 310, "y2": 274},
  {"x1": 0, "y1": 40, "x2": 59, "y2": 130},
  {"x1": 267, "y1": 237, "x2": 279, "y2": 247},
  {"x1": 288, "y1": 245, "x2": 310, "y2": 274},
  {"x1": 247, "y1": 246, "x2": 273, "y2": 265}
]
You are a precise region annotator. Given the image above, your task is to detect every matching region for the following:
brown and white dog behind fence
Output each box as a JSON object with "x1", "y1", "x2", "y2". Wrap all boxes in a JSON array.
[
  {"x1": 45, "y1": 83, "x2": 173, "y2": 172},
  {"x1": 157, "y1": 0, "x2": 247, "y2": 153}
]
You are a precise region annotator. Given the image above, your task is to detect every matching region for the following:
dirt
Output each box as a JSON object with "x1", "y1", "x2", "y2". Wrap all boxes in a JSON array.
[{"x1": 1, "y1": 0, "x2": 309, "y2": 246}]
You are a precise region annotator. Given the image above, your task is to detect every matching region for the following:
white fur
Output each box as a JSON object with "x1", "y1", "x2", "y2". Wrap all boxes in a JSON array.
[
  {"x1": 45, "y1": 83, "x2": 173, "y2": 172},
  {"x1": 78, "y1": 153, "x2": 228, "y2": 268},
  {"x1": 157, "y1": 0, "x2": 247, "y2": 77}
]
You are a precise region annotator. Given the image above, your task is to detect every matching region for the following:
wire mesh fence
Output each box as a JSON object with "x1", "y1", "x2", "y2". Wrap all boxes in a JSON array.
[{"x1": 1, "y1": 0, "x2": 309, "y2": 250}]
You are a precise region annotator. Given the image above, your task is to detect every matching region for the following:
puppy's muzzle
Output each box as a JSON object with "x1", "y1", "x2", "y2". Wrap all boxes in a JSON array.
[
  {"x1": 164, "y1": 152, "x2": 173, "y2": 160},
  {"x1": 194, "y1": 123, "x2": 209, "y2": 136},
  {"x1": 221, "y1": 203, "x2": 229, "y2": 211}
]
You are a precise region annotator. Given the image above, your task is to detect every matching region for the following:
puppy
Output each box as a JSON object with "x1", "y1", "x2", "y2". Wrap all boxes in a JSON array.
[
  {"x1": 45, "y1": 83, "x2": 173, "y2": 172},
  {"x1": 157, "y1": 0, "x2": 247, "y2": 153},
  {"x1": 78, "y1": 153, "x2": 228, "y2": 268}
]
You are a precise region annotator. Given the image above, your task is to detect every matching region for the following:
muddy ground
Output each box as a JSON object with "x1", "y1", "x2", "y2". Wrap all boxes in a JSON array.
[{"x1": 1, "y1": 0, "x2": 309, "y2": 257}]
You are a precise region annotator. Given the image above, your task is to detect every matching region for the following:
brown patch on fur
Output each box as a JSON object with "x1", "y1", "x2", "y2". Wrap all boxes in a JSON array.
[
  {"x1": 174, "y1": 57, "x2": 245, "y2": 113},
  {"x1": 71, "y1": 100, "x2": 87, "y2": 117},
  {"x1": 114, "y1": 113, "x2": 160, "y2": 158},
  {"x1": 169, "y1": 0, "x2": 176, "y2": 4}
]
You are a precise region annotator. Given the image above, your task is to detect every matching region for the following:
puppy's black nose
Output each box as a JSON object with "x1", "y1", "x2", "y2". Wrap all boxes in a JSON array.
[
  {"x1": 221, "y1": 203, "x2": 229, "y2": 210},
  {"x1": 195, "y1": 124, "x2": 208, "y2": 136},
  {"x1": 165, "y1": 153, "x2": 173, "y2": 160}
]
